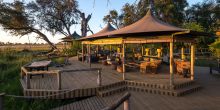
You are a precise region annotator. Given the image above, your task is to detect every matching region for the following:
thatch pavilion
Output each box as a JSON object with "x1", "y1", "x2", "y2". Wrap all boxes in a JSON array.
[{"x1": 79, "y1": 10, "x2": 209, "y2": 87}]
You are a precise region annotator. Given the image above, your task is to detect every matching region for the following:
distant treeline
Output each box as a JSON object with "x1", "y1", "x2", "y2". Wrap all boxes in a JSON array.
[{"x1": 0, "y1": 44, "x2": 66, "y2": 51}]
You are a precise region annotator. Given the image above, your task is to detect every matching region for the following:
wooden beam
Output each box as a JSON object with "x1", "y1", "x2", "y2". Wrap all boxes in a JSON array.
[
  {"x1": 181, "y1": 47, "x2": 185, "y2": 60},
  {"x1": 122, "y1": 43, "x2": 125, "y2": 80},
  {"x1": 26, "y1": 73, "x2": 31, "y2": 89},
  {"x1": 110, "y1": 45, "x2": 112, "y2": 56},
  {"x1": 82, "y1": 44, "x2": 84, "y2": 62},
  {"x1": 89, "y1": 44, "x2": 91, "y2": 68},
  {"x1": 141, "y1": 44, "x2": 144, "y2": 56},
  {"x1": 57, "y1": 71, "x2": 61, "y2": 90},
  {"x1": 169, "y1": 42, "x2": 174, "y2": 87},
  {"x1": 60, "y1": 68, "x2": 102, "y2": 72},
  {"x1": 191, "y1": 44, "x2": 195, "y2": 80}
]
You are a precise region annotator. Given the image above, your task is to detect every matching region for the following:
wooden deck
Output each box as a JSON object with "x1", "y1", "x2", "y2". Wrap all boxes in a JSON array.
[
  {"x1": 53, "y1": 66, "x2": 220, "y2": 110},
  {"x1": 20, "y1": 57, "x2": 198, "y2": 99}
]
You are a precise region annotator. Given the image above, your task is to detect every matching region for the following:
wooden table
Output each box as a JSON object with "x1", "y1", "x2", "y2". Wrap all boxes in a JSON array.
[
  {"x1": 27, "y1": 61, "x2": 51, "y2": 78},
  {"x1": 28, "y1": 61, "x2": 51, "y2": 70}
]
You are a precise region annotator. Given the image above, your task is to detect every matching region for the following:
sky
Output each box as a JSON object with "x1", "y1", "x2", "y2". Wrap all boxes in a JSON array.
[{"x1": 0, "y1": 0, "x2": 203, "y2": 44}]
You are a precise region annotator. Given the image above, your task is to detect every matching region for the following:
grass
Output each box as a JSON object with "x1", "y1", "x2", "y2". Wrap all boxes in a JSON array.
[{"x1": 0, "y1": 50, "x2": 76, "y2": 110}]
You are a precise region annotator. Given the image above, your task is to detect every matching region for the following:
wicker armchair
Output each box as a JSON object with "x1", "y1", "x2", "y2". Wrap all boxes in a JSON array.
[
  {"x1": 176, "y1": 61, "x2": 190, "y2": 77},
  {"x1": 140, "y1": 62, "x2": 151, "y2": 73}
]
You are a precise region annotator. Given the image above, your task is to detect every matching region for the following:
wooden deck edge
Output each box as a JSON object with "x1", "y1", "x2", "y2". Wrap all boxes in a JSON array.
[{"x1": 21, "y1": 79, "x2": 200, "y2": 99}]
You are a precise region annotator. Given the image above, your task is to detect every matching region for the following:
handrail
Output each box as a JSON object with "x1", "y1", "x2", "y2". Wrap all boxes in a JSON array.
[
  {"x1": 21, "y1": 65, "x2": 102, "y2": 90},
  {"x1": 61, "y1": 68, "x2": 101, "y2": 72},
  {"x1": 102, "y1": 92, "x2": 131, "y2": 110}
]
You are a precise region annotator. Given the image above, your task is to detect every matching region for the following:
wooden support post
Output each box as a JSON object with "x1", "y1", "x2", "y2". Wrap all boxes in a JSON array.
[
  {"x1": 122, "y1": 43, "x2": 126, "y2": 80},
  {"x1": 96, "y1": 45, "x2": 99, "y2": 56},
  {"x1": 141, "y1": 44, "x2": 144, "y2": 56},
  {"x1": 110, "y1": 45, "x2": 112, "y2": 56},
  {"x1": 181, "y1": 47, "x2": 185, "y2": 60},
  {"x1": 57, "y1": 71, "x2": 61, "y2": 90},
  {"x1": 0, "y1": 93, "x2": 4, "y2": 110},
  {"x1": 97, "y1": 69, "x2": 102, "y2": 86},
  {"x1": 191, "y1": 44, "x2": 195, "y2": 80},
  {"x1": 124, "y1": 99, "x2": 130, "y2": 110},
  {"x1": 82, "y1": 44, "x2": 84, "y2": 62},
  {"x1": 169, "y1": 42, "x2": 174, "y2": 87},
  {"x1": 26, "y1": 73, "x2": 31, "y2": 89},
  {"x1": 89, "y1": 44, "x2": 91, "y2": 68}
]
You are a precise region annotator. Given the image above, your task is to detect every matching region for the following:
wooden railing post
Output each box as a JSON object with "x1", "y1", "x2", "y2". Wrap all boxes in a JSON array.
[
  {"x1": 124, "y1": 99, "x2": 130, "y2": 110},
  {"x1": 0, "y1": 93, "x2": 5, "y2": 110},
  {"x1": 97, "y1": 69, "x2": 102, "y2": 86},
  {"x1": 26, "y1": 73, "x2": 31, "y2": 89},
  {"x1": 57, "y1": 71, "x2": 61, "y2": 90},
  {"x1": 102, "y1": 92, "x2": 131, "y2": 110}
]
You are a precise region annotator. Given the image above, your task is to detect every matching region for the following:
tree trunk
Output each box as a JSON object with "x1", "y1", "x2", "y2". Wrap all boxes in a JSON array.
[
  {"x1": 33, "y1": 29, "x2": 57, "y2": 51},
  {"x1": 75, "y1": 9, "x2": 92, "y2": 37}
]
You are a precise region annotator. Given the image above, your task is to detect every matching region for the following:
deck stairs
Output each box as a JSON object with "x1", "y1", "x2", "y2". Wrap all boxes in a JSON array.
[{"x1": 97, "y1": 80, "x2": 202, "y2": 97}]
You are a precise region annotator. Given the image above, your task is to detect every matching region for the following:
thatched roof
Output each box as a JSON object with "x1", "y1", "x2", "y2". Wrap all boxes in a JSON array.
[
  {"x1": 61, "y1": 31, "x2": 81, "y2": 42},
  {"x1": 80, "y1": 10, "x2": 210, "y2": 41},
  {"x1": 105, "y1": 10, "x2": 186, "y2": 37},
  {"x1": 80, "y1": 23, "x2": 116, "y2": 40}
]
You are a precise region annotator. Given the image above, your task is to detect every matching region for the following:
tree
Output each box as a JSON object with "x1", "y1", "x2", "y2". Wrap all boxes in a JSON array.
[
  {"x1": 120, "y1": 0, "x2": 188, "y2": 26},
  {"x1": 103, "y1": 10, "x2": 123, "y2": 29},
  {"x1": 28, "y1": 0, "x2": 92, "y2": 37},
  {"x1": 66, "y1": 0, "x2": 92, "y2": 37},
  {"x1": 185, "y1": 0, "x2": 219, "y2": 33},
  {"x1": 182, "y1": 22, "x2": 211, "y2": 48},
  {"x1": 0, "y1": 1, "x2": 57, "y2": 50},
  {"x1": 27, "y1": 0, "x2": 80, "y2": 38}
]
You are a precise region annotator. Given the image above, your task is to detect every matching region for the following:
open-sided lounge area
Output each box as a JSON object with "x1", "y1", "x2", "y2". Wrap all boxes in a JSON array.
[{"x1": 78, "y1": 10, "x2": 209, "y2": 87}]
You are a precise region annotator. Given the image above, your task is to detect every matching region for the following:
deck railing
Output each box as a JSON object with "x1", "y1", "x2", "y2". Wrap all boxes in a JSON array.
[
  {"x1": 21, "y1": 66, "x2": 102, "y2": 90},
  {"x1": 102, "y1": 92, "x2": 131, "y2": 110}
]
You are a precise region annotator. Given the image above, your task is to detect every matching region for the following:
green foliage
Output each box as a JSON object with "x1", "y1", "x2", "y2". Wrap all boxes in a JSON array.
[
  {"x1": 0, "y1": 1, "x2": 57, "y2": 50},
  {"x1": 182, "y1": 22, "x2": 213, "y2": 48},
  {"x1": 62, "y1": 40, "x2": 81, "y2": 56},
  {"x1": 27, "y1": 0, "x2": 79, "y2": 37},
  {"x1": 185, "y1": 0, "x2": 219, "y2": 32},
  {"x1": 210, "y1": 37, "x2": 220, "y2": 57},
  {"x1": 182, "y1": 22, "x2": 204, "y2": 32},
  {"x1": 118, "y1": 0, "x2": 188, "y2": 26},
  {"x1": 103, "y1": 10, "x2": 123, "y2": 29},
  {"x1": 51, "y1": 57, "x2": 65, "y2": 64}
]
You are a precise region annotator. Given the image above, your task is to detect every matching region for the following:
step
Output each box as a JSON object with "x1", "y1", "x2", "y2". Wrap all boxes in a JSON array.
[
  {"x1": 174, "y1": 80, "x2": 196, "y2": 90},
  {"x1": 98, "y1": 81, "x2": 126, "y2": 91},
  {"x1": 126, "y1": 80, "x2": 197, "y2": 90},
  {"x1": 127, "y1": 86, "x2": 176, "y2": 96},
  {"x1": 126, "y1": 81, "x2": 171, "y2": 90},
  {"x1": 128, "y1": 84, "x2": 202, "y2": 97},
  {"x1": 98, "y1": 85, "x2": 127, "y2": 97},
  {"x1": 174, "y1": 84, "x2": 202, "y2": 96}
]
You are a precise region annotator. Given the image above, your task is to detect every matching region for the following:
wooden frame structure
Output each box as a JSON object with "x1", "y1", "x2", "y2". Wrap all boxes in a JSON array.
[{"x1": 79, "y1": 10, "x2": 209, "y2": 87}]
